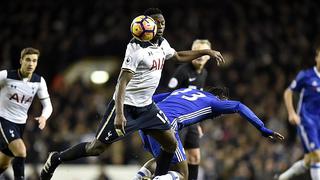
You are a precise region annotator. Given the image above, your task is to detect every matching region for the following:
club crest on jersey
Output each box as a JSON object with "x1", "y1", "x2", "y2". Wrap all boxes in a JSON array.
[
  {"x1": 9, "y1": 93, "x2": 32, "y2": 104},
  {"x1": 312, "y1": 81, "x2": 318, "y2": 86},
  {"x1": 150, "y1": 58, "x2": 165, "y2": 70},
  {"x1": 125, "y1": 56, "x2": 132, "y2": 65}
]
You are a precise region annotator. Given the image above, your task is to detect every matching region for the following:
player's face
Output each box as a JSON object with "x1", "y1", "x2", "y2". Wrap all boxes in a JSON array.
[
  {"x1": 151, "y1": 14, "x2": 165, "y2": 37},
  {"x1": 192, "y1": 43, "x2": 211, "y2": 70},
  {"x1": 20, "y1": 54, "x2": 38, "y2": 77}
]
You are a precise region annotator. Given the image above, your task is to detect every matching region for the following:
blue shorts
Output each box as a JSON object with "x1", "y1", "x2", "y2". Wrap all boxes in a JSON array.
[
  {"x1": 0, "y1": 117, "x2": 26, "y2": 157},
  {"x1": 96, "y1": 100, "x2": 171, "y2": 144},
  {"x1": 298, "y1": 113, "x2": 320, "y2": 153},
  {"x1": 139, "y1": 130, "x2": 186, "y2": 164}
]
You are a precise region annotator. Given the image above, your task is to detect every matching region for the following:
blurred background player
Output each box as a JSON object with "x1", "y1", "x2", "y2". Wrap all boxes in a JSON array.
[
  {"x1": 40, "y1": 8, "x2": 224, "y2": 180},
  {"x1": 280, "y1": 46, "x2": 320, "y2": 180},
  {"x1": 167, "y1": 39, "x2": 211, "y2": 180},
  {"x1": 133, "y1": 87, "x2": 284, "y2": 180},
  {"x1": 0, "y1": 47, "x2": 53, "y2": 179}
]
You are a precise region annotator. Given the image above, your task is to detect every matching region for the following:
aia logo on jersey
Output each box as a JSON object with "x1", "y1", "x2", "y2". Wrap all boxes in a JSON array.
[
  {"x1": 9, "y1": 93, "x2": 32, "y2": 104},
  {"x1": 150, "y1": 58, "x2": 165, "y2": 70}
]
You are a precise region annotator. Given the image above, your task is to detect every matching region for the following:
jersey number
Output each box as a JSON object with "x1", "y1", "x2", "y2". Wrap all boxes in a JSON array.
[{"x1": 172, "y1": 88, "x2": 206, "y2": 101}]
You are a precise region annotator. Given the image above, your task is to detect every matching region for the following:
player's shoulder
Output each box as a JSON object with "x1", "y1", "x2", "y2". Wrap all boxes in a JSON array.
[
  {"x1": 6, "y1": 70, "x2": 19, "y2": 80},
  {"x1": 158, "y1": 37, "x2": 167, "y2": 45},
  {"x1": 128, "y1": 38, "x2": 153, "y2": 49},
  {"x1": 0, "y1": 69, "x2": 8, "y2": 76},
  {"x1": 30, "y1": 73, "x2": 42, "y2": 83},
  {"x1": 298, "y1": 67, "x2": 315, "y2": 78}
]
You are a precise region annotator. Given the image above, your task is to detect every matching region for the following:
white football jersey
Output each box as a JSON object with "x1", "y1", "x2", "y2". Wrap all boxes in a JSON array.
[
  {"x1": 0, "y1": 70, "x2": 50, "y2": 124},
  {"x1": 115, "y1": 38, "x2": 175, "y2": 107}
]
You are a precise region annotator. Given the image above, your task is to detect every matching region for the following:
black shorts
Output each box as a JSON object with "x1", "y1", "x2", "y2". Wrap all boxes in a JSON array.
[
  {"x1": 96, "y1": 100, "x2": 171, "y2": 144},
  {"x1": 179, "y1": 124, "x2": 200, "y2": 149},
  {"x1": 0, "y1": 117, "x2": 26, "y2": 157}
]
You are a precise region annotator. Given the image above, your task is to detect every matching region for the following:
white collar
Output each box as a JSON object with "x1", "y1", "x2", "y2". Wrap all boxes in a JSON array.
[{"x1": 313, "y1": 66, "x2": 320, "y2": 78}]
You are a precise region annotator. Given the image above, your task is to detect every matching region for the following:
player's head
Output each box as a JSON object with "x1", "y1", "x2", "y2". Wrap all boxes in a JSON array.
[
  {"x1": 191, "y1": 39, "x2": 212, "y2": 70},
  {"x1": 144, "y1": 8, "x2": 165, "y2": 37},
  {"x1": 206, "y1": 86, "x2": 229, "y2": 100},
  {"x1": 20, "y1": 47, "x2": 40, "y2": 77}
]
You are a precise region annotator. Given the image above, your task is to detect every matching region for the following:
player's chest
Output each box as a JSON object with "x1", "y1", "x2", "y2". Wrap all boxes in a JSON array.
[
  {"x1": 140, "y1": 47, "x2": 166, "y2": 71},
  {"x1": 305, "y1": 78, "x2": 320, "y2": 93},
  {"x1": 4, "y1": 80, "x2": 38, "y2": 102}
]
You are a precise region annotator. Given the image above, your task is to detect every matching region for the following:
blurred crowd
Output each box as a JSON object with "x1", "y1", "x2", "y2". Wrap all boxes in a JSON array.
[{"x1": 1, "y1": 0, "x2": 320, "y2": 179}]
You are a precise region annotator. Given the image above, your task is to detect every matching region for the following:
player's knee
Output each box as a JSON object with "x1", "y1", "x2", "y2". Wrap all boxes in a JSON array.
[
  {"x1": 12, "y1": 150, "x2": 26, "y2": 158},
  {"x1": 235, "y1": 101, "x2": 243, "y2": 110},
  {"x1": 165, "y1": 139, "x2": 177, "y2": 153},
  {"x1": 186, "y1": 148, "x2": 201, "y2": 164},
  {"x1": 86, "y1": 140, "x2": 107, "y2": 156},
  {"x1": 9, "y1": 140, "x2": 27, "y2": 158}
]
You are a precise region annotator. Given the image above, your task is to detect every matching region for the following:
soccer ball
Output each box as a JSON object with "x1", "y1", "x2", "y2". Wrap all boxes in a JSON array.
[{"x1": 130, "y1": 15, "x2": 157, "y2": 42}]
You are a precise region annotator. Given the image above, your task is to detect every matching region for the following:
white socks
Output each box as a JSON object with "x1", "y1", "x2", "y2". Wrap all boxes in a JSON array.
[
  {"x1": 278, "y1": 160, "x2": 308, "y2": 180},
  {"x1": 311, "y1": 163, "x2": 320, "y2": 180},
  {"x1": 153, "y1": 171, "x2": 180, "y2": 180},
  {"x1": 132, "y1": 167, "x2": 152, "y2": 180}
]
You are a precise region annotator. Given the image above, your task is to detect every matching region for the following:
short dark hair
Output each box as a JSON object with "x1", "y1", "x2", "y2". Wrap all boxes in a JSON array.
[
  {"x1": 205, "y1": 86, "x2": 229, "y2": 100},
  {"x1": 144, "y1": 8, "x2": 162, "y2": 16},
  {"x1": 20, "y1": 47, "x2": 40, "y2": 59}
]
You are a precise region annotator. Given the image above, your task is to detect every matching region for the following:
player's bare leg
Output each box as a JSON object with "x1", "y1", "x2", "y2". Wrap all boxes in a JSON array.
[
  {"x1": 41, "y1": 139, "x2": 110, "y2": 180},
  {"x1": 0, "y1": 151, "x2": 13, "y2": 175},
  {"x1": 8, "y1": 139, "x2": 26, "y2": 180},
  {"x1": 145, "y1": 129, "x2": 178, "y2": 176},
  {"x1": 185, "y1": 148, "x2": 200, "y2": 180}
]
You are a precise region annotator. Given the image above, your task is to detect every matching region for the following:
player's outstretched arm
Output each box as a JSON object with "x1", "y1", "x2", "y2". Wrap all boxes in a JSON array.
[
  {"x1": 114, "y1": 69, "x2": 133, "y2": 136},
  {"x1": 236, "y1": 102, "x2": 284, "y2": 141},
  {"x1": 174, "y1": 49, "x2": 225, "y2": 65},
  {"x1": 214, "y1": 100, "x2": 284, "y2": 141}
]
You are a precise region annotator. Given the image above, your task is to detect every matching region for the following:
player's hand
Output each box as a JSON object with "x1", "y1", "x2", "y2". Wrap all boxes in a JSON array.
[
  {"x1": 288, "y1": 113, "x2": 300, "y2": 125},
  {"x1": 114, "y1": 114, "x2": 126, "y2": 136},
  {"x1": 208, "y1": 50, "x2": 225, "y2": 66},
  {"x1": 268, "y1": 131, "x2": 285, "y2": 141},
  {"x1": 35, "y1": 116, "x2": 47, "y2": 130}
]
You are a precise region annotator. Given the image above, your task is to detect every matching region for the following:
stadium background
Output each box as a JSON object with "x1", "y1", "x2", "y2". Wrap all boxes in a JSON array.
[{"x1": 1, "y1": 0, "x2": 319, "y2": 179}]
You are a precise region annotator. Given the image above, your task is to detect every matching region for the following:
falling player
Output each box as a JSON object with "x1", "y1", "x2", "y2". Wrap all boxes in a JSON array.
[{"x1": 133, "y1": 88, "x2": 284, "y2": 180}]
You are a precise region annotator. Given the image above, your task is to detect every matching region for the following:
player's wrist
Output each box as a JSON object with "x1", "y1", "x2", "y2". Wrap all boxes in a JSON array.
[{"x1": 260, "y1": 127, "x2": 274, "y2": 137}]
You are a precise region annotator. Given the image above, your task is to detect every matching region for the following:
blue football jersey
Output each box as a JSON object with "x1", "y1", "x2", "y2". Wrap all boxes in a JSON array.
[
  {"x1": 290, "y1": 67, "x2": 320, "y2": 115},
  {"x1": 142, "y1": 88, "x2": 271, "y2": 163},
  {"x1": 156, "y1": 88, "x2": 216, "y2": 130}
]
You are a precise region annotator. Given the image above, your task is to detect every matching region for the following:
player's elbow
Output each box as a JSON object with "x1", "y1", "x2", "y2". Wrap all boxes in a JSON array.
[
  {"x1": 283, "y1": 88, "x2": 292, "y2": 101},
  {"x1": 41, "y1": 98, "x2": 53, "y2": 119},
  {"x1": 47, "y1": 103, "x2": 53, "y2": 117},
  {"x1": 234, "y1": 101, "x2": 243, "y2": 111}
]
